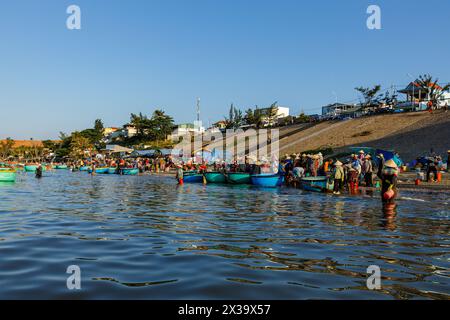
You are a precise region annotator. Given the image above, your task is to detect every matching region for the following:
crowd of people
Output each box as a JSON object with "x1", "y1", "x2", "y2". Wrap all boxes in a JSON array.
[
  {"x1": 278, "y1": 150, "x2": 400, "y2": 205},
  {"x1": 71, "y1": 155, "x2": 176, "y2": 173},
  {"x1": 281, "y1": 151, "x2": 380, "y2": 193}
]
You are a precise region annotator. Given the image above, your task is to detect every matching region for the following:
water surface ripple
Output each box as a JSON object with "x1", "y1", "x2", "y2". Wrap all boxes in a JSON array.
[{"x1": 0, "y1": 171, "x2": 449, "y2": 299}]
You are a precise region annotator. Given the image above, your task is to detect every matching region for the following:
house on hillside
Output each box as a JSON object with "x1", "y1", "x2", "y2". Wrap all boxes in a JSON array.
[
  {"x1": 169, "y1": 121, "x2": 205, "y2": 141},
  {"x1": 103, "y1": 127, "x2": 120, "y2": 137},
  {"x1": 322, "y1": 103, "x2": 363, "y2": 118},
  {"x1": 398, "y1": 80, "x2": 450, "y2": 111}
]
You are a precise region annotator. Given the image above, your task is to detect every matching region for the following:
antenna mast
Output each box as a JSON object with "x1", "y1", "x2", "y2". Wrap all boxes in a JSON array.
[{"x1": 196, "y1": 97, "x2": 201, "y2": 122}]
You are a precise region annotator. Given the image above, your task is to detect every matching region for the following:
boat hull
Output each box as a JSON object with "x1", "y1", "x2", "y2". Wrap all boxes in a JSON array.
[
  {"x1": 24, "y1": 165, "x2": 46, "y2": 172},
  {"x1": 121, "y1": 168, "x2": 139, "y2": 175},
  {"x1": 184, "y1": 173, "x2": 203, "y2": 183},
  {"x1": 108, "y1": 168, "x2": 118, "y2": 174},
  {"x1": 0, "y1": 170, "x2": 16, "y2": 182},
  {"x1": 301, "y1": 177, "x2": 329, "y2": 193},
  {"x1": 226, "y1": 172, "x2": 251, "y2": 184},
  {"x1": 55, "y1": 165, "x2": 68, "y2": 169},
  {"x1": 24, "y1": 165, "x2": 37, "y2": 172},
  {"x1": 204, "y1": 172, "x2": 227, "y2": 183},
  {"x1": 251, "y1": 174, "x2": 284, "y2": 187},
  {"x1": 88, "y1": 168, "x2": 109, "y2": 174},
  {"x1": 79, "y1": 166, "x2": 90, "y2": 171}
]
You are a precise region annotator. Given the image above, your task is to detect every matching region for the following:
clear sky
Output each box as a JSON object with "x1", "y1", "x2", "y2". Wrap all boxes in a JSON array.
[{"x1": 1, "y1": 0, "x2": 449, "y2": 140}]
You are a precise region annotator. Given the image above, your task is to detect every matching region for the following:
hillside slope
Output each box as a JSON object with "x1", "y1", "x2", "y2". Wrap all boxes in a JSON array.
[{"x1": 279, "y1": 111, "x2": 450, "y2": 162}]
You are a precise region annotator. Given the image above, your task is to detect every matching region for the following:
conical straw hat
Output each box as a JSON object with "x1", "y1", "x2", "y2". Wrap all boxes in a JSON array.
[{"x1": 384, "y1": 159, "x2": 398, "y2": 169}]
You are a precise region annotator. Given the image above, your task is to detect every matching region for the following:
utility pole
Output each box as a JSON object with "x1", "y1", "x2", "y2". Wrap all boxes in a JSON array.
[{"x1": 196, "y1": 97, "x2": 201, "y2": 122}]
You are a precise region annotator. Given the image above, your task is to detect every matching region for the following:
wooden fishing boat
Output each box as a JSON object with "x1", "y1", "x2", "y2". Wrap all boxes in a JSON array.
[
  {"x1": 301, "y1": 176, "x2": 329, "y2": 193},
  {"x1": 121, "y1": 168, "x2": 139, "y2": 175},
  {"x1": 204, "y1": 172, "x2": 227, "y2": 183},
  {"x1": 250, "y1": 173, "x2": 284, "y2": 187},
  {"x1": 225, "y1": 172, "x2": 251, "y2": 184},
  {"x1": 79, "y1": 166, "x2": 90, "y2": 171},
  {"x1": 183, "y1": 172, "x2": 203, "y2": 183},
  {"x1": 55, "y1": 165, "x2": 68, "y2": 169},
  {"x1": 0, "y1": 169, "x2": 16, "y2": 182}
]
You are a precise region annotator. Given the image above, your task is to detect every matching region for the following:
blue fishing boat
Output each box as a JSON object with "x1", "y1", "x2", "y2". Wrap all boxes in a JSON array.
[
  {"x1": 301, "y1": 176, "x2": 329, "y2": 193},
  {"x1": 79, "y1": 166, "x2": 90, "y2": 171},
  {"x1": 121, "y1": 168, "x2": 139, "y2": 175},
  {"x1": 250, "y1": 173, "x2": 284, "y2": 187},
  {"x1": 108, "y1": 167, "x2": 118, "y2": 174},
  {"x1": 88, "y1": 167, "x2": 109, "y2": 174},
  {"x1": 183, "y1": 172, "x2": 203, "y2": 183}
]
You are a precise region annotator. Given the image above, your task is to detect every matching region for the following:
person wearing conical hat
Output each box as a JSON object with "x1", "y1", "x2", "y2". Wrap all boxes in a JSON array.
[
  {"x1": 332, "y1": 160, "x2": 345, "y2": 194},
  {"x1": 175, "y1": 163, "x2": 184, "y2": 185},
  {"x1": 362, "y1": 154, "x2": 374, "y2": 187},
  {"x1": 378, "y1": 158, "x2": 399, "y2": 205}
]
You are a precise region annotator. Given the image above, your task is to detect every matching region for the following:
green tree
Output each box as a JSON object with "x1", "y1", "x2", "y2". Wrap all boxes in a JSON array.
[
  {"x1": 266, "y1": 101, "x2": 279, "y2": 127},
  {"x1": 225, "y1": 104, "x2": 244, "y2": 129},
  {"x1": 0, "y1": 137, "x2": 14, "y2": 159},
  {"x1": 69, "y1": 132, "x2": 93, "y2": 159},
  {"x1": 355, "y1": 85, "x2": 382, "y2": 112},
  {"x1": 149, "y1": 109, "x2": 174, "y2": 141},
  {"x1": 94, "y1": 119, "x2": 104, "y2": 134},
  {"x1": 130, "y1": 112, "x2": 152, "y2": 140}
]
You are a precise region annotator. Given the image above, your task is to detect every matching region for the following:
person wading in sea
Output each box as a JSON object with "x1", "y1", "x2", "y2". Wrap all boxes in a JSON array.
[
  {"x1": 176, "y1": 164, "x2": 184, "y2": 185},
  {"x1": 331, "y1": 161, "x2": 345, "y2": 195},
  {"x1": 362, "y1": 154, "x2": 374, "y2": 187},
  {"x1": 378, "y1": 159, "x2": 399, "y2": 207},
  {"x1": 35, "y1": 164, "x2": 43, "y2": 179}
]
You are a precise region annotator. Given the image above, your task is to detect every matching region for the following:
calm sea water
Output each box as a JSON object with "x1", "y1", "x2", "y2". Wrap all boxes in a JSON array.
[{"x1": 0, "y1": 170, "x2": 448, "y2": 300}]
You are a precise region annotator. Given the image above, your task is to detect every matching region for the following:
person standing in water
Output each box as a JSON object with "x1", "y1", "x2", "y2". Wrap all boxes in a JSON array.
[
  {"x1": 331, "y1": 161, "x2": 345, "y2": 195},
  {"x1": 176, "y1": 164, "x2": 184, "y2": 185},
  {"x1": 35, "y1": 164, "x2": 43, "y2": 178},
  {"x1": 378, "y1": 159, "x2": 399, "y2": 205},
  {"x1": 362, "y1": 154, "x2": 374, "y2": 187}
]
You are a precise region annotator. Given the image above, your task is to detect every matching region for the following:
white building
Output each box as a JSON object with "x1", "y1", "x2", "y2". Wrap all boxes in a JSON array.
[
  {"x1": 169, "y1": 121, "x2": 205, "y2": 140},
  {"x1": 322, "y1": 103, "x2": 361, "y2": 117},
  {"x1": 259, "y1": 106, "x2": 290, "y2": 126}
]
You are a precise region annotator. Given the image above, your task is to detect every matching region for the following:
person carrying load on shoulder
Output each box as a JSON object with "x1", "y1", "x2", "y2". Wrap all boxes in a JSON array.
[{"x1": 378, "y1": 159, "x2": 399, "y2": 204}]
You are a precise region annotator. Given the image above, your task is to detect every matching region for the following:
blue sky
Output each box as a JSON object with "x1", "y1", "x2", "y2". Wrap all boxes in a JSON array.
[{"x1": 1, "y1": 0, "x2": 449, "y2": 139}]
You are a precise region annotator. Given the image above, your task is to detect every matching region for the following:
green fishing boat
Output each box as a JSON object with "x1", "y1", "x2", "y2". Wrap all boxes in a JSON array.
[
  {"x1": 24, "y1": 165, "x2": 46, "y2": 172},
  {"x1": 225, "y1": 172, "x2": 251, "y2": 184},
  {"x1": 205, "y1": 172, "x2": 227, "y2": 183},
  {"x1": 55, "y1": 165, "x2": 68, "y2": 169},
  {"x1": 24, "y1": 165, "x2": 37, "y2": 172},
  {"x1": 204, "y1": 172, "x2": 227, "y2": 183},
  {"x1": 0, "y1": 169, "x2": 16, "y2": 182}
]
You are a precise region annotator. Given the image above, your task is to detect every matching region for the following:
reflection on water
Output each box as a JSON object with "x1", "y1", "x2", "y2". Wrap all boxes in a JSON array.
[{"x1": 0, "y1": 171, "x2": 449, "y2": 299}]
